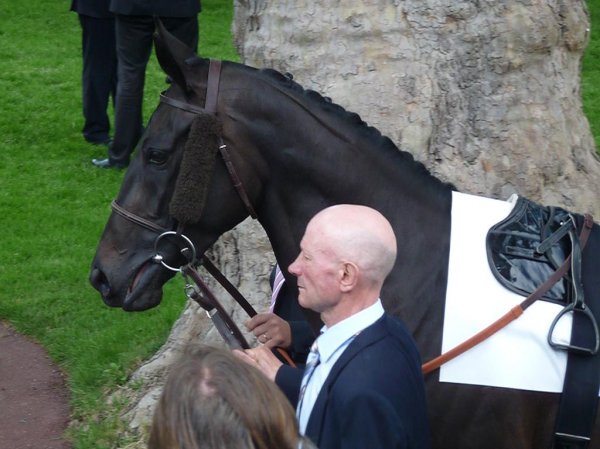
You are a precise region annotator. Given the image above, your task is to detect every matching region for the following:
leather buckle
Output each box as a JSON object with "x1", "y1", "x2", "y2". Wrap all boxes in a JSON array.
[{"x1": 554, "y1": 431, "x2": 591, "y2": 449}]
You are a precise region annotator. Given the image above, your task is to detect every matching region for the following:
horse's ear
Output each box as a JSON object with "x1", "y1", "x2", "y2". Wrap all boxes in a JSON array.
[{"x1": 153, "y1": 18, "x2": 201, "y2": 91}]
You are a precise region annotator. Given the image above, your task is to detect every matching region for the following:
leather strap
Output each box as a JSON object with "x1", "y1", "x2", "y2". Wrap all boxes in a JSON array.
[
  {"x1": 218, "y1": 142, "x2": 258, "y2": 219},
  {"x1": 422, "y1": 214, "x2": 594, "y2": 374},
  {"x1": 182, "y1": 264, "x2": 251, "y2": 350},
  {"x1": 201, "y1": 257, "x2": 257, "y2": 318},
  {"x1": 159, "y1": 93, "x2": 207, "y2": 115},
  {"x1": 112, "y1": 200, "x2": 168, "y2": 234},
  {"x1": 164, "y1": 59, "x2": 258, "y2": 219},
  {"x1": 553, "y1": 215, "x2": 600, "y2": 449},
  {"x1": 205, "y1": 59, "x2": 222, "y2": 114},
  {"x1": 206, "y1": 60, "x2": 258, "y2": 218}
]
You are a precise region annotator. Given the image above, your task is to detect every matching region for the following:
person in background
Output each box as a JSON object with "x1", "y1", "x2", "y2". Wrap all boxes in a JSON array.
[
  {"x1": 245, "y1": 264, "x2": 317, "y2": 365},
  {"x1": 92, "y1": 0, "x2": 201, "y2": 169},
  {"x1": 71, "y1": 0, "x2": 117, "y2": 147},
  {"x1": 236, "y1": 204, "x2": 431, "y2": 449},
  {"x1": 148, "y1": 345, "x2": 317, "y2": 449}
]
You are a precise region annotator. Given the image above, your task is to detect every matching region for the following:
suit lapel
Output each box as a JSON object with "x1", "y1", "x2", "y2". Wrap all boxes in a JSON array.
[{"x1": 304, "y1": 316, "x2": 388, "y2": 443}]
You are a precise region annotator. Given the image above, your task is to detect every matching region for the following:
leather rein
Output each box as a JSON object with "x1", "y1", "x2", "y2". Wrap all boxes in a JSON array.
[{"x1": 111, "y1": 60, "x2": 295, "y2": 365}]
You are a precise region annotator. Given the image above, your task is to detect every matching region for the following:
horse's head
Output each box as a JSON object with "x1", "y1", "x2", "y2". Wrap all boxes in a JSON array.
[
  {"x1": 90, "y1": 21, "x2": 447, "y2": 314},
  {"x1": 90, "y1": 23, "x2": 264, "y2": 311}
]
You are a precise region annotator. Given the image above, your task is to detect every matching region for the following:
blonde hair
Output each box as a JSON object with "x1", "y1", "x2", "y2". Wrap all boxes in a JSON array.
[{"x1": 148, "y1": 345, "x2": 303, "y2": 449}]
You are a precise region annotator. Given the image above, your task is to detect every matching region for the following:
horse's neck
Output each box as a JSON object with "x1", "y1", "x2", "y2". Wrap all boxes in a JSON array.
[
  {"x1": 230, "y1": 81, "x2": 452, "y2": 352},
  {"x1": 261, "y1": 133, "x2": 449, "y2": 231},
  {"x1": 256, "y1": 131, "x2": 452, "y2": 359}
]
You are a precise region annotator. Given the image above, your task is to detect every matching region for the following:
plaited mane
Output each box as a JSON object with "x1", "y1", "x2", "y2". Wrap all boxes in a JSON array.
[{"x1": 169, "y1": 113, "x2": 221, "y2": 223}]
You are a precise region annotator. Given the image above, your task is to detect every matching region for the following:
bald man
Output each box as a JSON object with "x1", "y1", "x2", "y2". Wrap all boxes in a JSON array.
[{"x1": 235, "y1": 204, "x2": 431, "y2": 449}]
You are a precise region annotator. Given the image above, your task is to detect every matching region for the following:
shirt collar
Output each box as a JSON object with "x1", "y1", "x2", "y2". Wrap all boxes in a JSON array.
[{"x1": 317, "y1": 299, "x2": 384, "y2": 362}]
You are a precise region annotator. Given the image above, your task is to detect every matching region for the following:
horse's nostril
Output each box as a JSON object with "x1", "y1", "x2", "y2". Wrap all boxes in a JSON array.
[{"x1": 90, "y1": 267, "x2": 111, "y2": 297}]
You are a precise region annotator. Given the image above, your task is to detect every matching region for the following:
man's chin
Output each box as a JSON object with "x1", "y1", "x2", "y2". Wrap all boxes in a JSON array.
[
  {"x1": 297, "y1": 292, "x2": 307, "y2": 307},
  {"x1": 298, "y1": 294, "x2": 315, "y2": 312}
]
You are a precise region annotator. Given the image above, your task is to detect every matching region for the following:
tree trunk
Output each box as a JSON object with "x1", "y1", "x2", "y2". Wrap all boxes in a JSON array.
[
  {"x1": 120, "y1": 0, "x2": 599, "y2": 442},
  {"x1": 233, "y1": 0, "x2": 599, "y2": 212}
]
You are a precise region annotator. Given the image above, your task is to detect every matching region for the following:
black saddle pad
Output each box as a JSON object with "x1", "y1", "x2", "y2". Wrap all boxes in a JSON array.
[{"x1": 486, "y1": 197, "x2": 574, "y2": 305}]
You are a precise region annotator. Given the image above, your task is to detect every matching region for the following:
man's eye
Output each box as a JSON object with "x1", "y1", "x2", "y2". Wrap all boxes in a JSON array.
[{"x1": 147, "y1": 149, "x2": 169, "y2": 166}]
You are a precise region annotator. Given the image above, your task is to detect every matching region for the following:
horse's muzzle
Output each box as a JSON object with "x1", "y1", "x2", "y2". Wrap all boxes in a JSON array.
[{"x1": 89, "y1": 266, "x2": 124, "y2": 308}]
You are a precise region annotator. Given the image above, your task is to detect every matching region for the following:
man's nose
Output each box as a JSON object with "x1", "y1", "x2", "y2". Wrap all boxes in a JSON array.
[{"x1": 288, "y1": 257, "x2": 300, "y2": 277}]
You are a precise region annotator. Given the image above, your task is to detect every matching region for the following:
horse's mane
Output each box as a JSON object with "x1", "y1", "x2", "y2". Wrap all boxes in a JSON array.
[
  {"x1": 185, "y1": 57, "x2": 451, "y2": 190},
  {"x1": 256, "y1": 67, "x2": 454, "y2": 190}
]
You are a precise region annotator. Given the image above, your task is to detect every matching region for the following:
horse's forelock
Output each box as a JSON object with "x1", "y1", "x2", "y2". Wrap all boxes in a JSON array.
[{"x1": 169, "y1": 113, "x2": 222, "y2": 224}]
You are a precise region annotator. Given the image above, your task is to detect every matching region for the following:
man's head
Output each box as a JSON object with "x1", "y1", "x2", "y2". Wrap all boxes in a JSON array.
[
  {"x1": 288, "y1": 204, "x2": 397, "y2": 325},
  {"x1": 149, "y1": 346, "x2": 301, "y2": 449}
]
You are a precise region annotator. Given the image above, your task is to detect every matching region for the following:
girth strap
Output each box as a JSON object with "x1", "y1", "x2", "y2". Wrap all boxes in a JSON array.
[{"x1": 553, "y1": 215, "x2": 600, "y2": 449}]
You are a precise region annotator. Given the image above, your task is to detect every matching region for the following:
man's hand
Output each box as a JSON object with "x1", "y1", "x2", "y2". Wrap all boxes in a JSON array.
[
  {"x1": 245, "y1": 312, "x2": 292, "y2": 349},
  {"x1": 233, "y1": 346, "x2": 283, "y2": 381}
]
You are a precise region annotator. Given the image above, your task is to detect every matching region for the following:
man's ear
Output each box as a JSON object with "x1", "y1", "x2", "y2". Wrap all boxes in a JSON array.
[{"x1": 339, "y1": 262, "x2": 359, "y2": 292}]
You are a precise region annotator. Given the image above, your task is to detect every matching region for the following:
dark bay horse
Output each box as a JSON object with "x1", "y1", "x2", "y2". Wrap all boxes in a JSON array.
[{"x1": 90, "y1": 25, "x2": 600, "y2": 449}]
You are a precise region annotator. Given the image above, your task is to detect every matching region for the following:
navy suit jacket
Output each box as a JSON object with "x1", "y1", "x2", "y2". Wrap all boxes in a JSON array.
[{"x1": 276, "y1": 314, "x2": 431, "y2": 449}]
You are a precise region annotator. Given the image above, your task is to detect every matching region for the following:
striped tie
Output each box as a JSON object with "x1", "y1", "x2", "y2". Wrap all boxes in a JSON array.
[
  {"x1": 269, "y1": 265, "x2": 286, "y2": 312},
  {"x1": 296, "y1": 339, "x2": 320, "y2": 417}
]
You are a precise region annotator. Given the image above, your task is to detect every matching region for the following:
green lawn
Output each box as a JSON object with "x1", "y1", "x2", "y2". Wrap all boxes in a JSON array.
[
  {"x1": 0, "y1": 1, "x2": 597, "y2": 448},
  {"x1": 582, "y1": 1, "x2": 600, "y2": 149},
  {"x1": 0, "y1": 1, "x2": 238, "y2": 447}
]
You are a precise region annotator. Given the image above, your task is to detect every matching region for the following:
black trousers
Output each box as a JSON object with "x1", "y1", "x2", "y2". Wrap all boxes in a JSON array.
[
  {"x1": 78, "y1": 14, "x2": 117, "y2": 144},
  {"x1": 108, "y1": 14, "x2": 198, "y2": 166}
]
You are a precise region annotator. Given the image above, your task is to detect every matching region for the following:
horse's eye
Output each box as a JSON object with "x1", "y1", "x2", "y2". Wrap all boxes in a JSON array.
[{"x1": 147, "y1": 149, "x2": 169, "y2": 166}]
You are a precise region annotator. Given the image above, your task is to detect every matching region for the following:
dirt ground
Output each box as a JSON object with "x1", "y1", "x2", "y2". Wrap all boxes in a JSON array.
[{"x1": 0, "y1": 321, "x2": 71, "y2": 449}]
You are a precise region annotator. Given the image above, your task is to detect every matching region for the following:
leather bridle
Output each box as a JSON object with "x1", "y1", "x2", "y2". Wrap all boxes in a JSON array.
[
  {"x1": 109, "y1": 60, "x2": 294, "y2": 364},
  {"x1": 112, "y1": 59, "x2": 257, "y2": 232},
  {"x1": 160, "y1": 60, "x2": 257, "y2": 219}
]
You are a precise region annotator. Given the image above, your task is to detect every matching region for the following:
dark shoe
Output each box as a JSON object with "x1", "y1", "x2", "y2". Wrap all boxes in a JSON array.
[{"x1": 91, "y1": 158, "x2": 127, "y2": 169}]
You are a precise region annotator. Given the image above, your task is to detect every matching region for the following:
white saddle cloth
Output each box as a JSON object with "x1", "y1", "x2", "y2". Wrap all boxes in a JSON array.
[{"x1": 441, "y1": 191, "x2": 598, "y2": 395}]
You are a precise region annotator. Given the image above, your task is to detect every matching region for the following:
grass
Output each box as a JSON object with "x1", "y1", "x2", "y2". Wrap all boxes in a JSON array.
[
  {"x1": 0, "y1": 1, "x2": 597, "y2": 448},
  {"x1": 582, "y1": 1, "x2": 600, "y2": 150},
  {"x1": 0, "y1": 1, "x2": 238, "y2": 448}
]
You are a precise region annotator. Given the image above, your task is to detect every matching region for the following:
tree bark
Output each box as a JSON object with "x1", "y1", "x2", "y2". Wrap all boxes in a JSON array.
[
  {"x1": 233, "y1": 0, "x2": 599, "y2": 212},
  {"x1": 120, "y1": 0, "x2": 600, "y2": 441}
]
